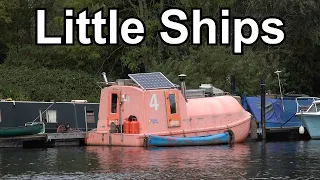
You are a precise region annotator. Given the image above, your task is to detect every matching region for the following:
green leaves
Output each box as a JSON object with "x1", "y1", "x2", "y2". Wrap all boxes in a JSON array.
[
  {"x1": 0, "y1": 65, "x2": 101, "y2": 102},
  {"x1": 0, "y1": 0, "x2": 319, "y2": 100},
  {"x1": 150, "y1": 46, "x2": 273, "y2": 95}
]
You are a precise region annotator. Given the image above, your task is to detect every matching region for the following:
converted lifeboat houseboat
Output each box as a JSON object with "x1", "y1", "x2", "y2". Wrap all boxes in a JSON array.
[{"x1": 85, "y1": 72, "x2": 251, "y2": 147}]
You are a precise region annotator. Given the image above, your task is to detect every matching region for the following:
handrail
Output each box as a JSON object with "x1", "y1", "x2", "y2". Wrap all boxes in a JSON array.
[{"x1": 295, "y1": 97, "x2": 320, "y2": 113}]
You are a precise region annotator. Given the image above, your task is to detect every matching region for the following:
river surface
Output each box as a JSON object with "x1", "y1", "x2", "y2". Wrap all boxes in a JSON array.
[{"x1": 0, "y1": 140, "x2": 319, "y2": 179}]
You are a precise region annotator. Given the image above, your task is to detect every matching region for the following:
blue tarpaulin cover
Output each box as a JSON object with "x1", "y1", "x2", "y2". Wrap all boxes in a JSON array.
[{"x1": 242, "y1": 95, "x2": 313, "y2": 128}]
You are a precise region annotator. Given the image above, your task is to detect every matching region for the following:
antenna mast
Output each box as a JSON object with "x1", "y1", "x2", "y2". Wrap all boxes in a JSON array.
[{"x1": 275, "y1": 70, "x2": 285, "y2": 112}]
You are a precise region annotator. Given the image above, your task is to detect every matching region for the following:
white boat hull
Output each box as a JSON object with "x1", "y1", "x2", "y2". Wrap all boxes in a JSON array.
[{"x1": 296, "y1": 113, "x2": 320, "y2": 139}]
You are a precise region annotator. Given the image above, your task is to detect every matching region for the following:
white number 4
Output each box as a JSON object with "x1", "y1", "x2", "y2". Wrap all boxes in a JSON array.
[{"x1": 150, "y1": 94, "x2": 159, "y2": 110}]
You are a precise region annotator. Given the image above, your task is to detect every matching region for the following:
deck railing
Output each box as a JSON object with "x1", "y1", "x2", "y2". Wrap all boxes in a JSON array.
[{"x1": 295, "y1": 97, "x2": 320, "y2": 113}]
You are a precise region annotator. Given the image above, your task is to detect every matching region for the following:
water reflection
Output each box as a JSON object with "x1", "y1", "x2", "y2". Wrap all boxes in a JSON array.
[
  {"x1": 246, "y1": 141, "x2": 320, "y2": 179},
  {"x1": 1, "y1": 141, "x2": 320, "y2": 179},
  {"x1": 0, "y1": 147, "x2": 99, "y2": 177},
  {"x1": 85, "y1": 144, "x2": 250, "y2": 179}
]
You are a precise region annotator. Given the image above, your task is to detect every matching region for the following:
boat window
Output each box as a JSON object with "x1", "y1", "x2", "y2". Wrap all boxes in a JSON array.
[
  {"x1": 169, "y1": 94, "x2": 177, "y2": 114},
  {"x1": 111, "y1": 93, "x2": 118, "y2": 113},
  {"x1": 46, "y1": 110, "x2": 57, "y2": 123},
  {"x1": 308, "y1": 104, "x2": 317, "y2": 113},
  {"x1": 86, "y1": 110, "x2": 95, "y2": 123}
]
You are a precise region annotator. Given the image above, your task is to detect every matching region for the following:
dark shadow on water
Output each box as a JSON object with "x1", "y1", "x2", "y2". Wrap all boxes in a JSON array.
[
  {"x1": 0, "y1": 147, "x2": 99, "y2": 177},
  {"x1": 265, "y1": 131, "x2": 311, "y2": 141}
]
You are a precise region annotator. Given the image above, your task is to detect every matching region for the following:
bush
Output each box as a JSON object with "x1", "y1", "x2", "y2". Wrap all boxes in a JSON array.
[{"x1": 0, "y1": 65, "x2": 101, "y2": 102}]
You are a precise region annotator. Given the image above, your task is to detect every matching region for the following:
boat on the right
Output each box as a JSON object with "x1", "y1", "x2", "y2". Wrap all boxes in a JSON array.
[{"x1": 295, "y1": 97, "x2": 320, "y2": 139}]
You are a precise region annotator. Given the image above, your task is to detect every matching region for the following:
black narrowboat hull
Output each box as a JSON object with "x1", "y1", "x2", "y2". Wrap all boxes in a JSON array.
[{"x1": 0, "y1": 101, "x2": 99, "y2": 133}]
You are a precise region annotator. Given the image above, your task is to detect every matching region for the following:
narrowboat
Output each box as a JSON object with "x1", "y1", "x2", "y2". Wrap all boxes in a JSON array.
[
  {"x1": 85, "y1": 72, "x2": 251, "y2": 147},
  {"x1": 0, "y1": 100, "x2": 99, "y2": 133}
]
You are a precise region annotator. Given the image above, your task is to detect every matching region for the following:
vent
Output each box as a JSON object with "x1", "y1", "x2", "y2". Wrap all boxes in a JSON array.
[
  {"x1": 116, "y1": 79, "x2": 135, "y2": 86},
  {"x1": 185, "y1": 89, "x2": 206, "y2": 99},
  {"x1": 199, "y1": 84, "x2": 224, "y2": 96},
  {"x1": 71, "y1": 100, "x2": 88, "y2": 103}
]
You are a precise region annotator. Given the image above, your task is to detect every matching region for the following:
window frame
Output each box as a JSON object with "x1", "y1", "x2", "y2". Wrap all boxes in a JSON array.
[
  {"x1": 86, "y1": 110, "x2": 95, "y2": 123},
  {"x1": 46, "y1": 109, "x2": 57, "y2": 123},
  {"x1": 111, "y1": 93, "x2": 118, "y2": 114}
]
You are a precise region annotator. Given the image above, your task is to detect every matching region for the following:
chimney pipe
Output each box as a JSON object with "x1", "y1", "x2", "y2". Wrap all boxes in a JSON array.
[
  {"x1": 101, "y1": 72, "x2": 108, "y2": 83},
  {"x1": 178, "y1": 74, "x2": 187, "y2": 98}
]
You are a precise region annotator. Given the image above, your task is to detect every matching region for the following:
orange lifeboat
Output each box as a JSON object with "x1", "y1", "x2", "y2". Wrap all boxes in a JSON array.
[
  {"x1": 130, "y1": 117, "x2": 139, "y2": 134},
  {"x1": 124, "y1": 118, "x2": 130, "y2": 134}
]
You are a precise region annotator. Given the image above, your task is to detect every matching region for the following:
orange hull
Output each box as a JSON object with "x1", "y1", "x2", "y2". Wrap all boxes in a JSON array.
[{"x1": 85, "y1": 116, "x2": 250, "y2": 147}]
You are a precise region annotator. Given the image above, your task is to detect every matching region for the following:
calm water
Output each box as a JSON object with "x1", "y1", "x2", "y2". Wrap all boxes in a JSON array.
[{"x1": 0, "y1": 141, "x2": 319, "y2": 179}]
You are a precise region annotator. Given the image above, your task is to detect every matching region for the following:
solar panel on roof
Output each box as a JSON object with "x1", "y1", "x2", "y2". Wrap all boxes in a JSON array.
[{"x1": 128, "y1": 72, "x2": 175, "y2": 90}]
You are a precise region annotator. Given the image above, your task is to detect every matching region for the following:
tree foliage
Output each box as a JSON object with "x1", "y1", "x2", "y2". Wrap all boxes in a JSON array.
[{"x1": 0, "y1": 0, "x2": 319, "y2": 101}]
